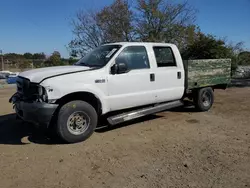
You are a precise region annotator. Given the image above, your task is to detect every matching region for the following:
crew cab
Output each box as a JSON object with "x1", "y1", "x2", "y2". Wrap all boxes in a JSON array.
[{"x1": 9, "y1": 42, "x2": 231, "y2": 143}]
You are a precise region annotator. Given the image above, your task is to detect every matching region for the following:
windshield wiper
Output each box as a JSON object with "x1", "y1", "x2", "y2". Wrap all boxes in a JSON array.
[
  {"x1": 78, "y1": 63, "x2": 103, "y2": 67},
  {"x1": 75, "y1": 62, "x2": 92, "y2": 67},
  {"x1": 88, "y1": 64, "x2": 103, "y2": 67}
]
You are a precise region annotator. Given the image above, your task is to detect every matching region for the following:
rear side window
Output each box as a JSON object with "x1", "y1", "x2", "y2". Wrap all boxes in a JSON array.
[
  {"x1": 116, "y1": 46, "x2": 150, "y2": 70},
  {"x1": 153, "y1": 47, "x2": 176, "y2": 67}
]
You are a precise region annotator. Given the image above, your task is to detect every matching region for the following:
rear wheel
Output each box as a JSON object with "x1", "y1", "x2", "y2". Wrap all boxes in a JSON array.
[
  {"x1": 57, "y1": 100, "x2": 97, "y2": 143},
  {"x1": 194, "y1": 87, "x2": 214, "y2": 112}
]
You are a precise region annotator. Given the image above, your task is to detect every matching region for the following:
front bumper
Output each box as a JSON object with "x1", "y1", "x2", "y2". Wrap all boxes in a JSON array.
[{"x1": 10, "y1": 94, "x2": 58, "y2": 127}]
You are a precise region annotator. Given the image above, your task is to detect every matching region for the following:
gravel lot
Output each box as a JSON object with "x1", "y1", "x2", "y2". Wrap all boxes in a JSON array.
[{"x1": 0, "y1": 86, "x2": 249, "y2": 188}]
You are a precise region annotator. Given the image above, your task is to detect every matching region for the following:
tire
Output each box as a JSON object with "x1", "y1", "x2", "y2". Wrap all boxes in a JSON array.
[
  {"x1": 194, "y1": 87, "x2": 214, "y2": 112},
  {"x1": 56, "y1": 100, "x2": 98, "y2": 143}
]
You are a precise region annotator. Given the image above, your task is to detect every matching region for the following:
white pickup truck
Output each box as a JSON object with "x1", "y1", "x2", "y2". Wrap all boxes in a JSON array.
[{"x1": 9, "y1": 42, "x2": 231, "y2": 143}]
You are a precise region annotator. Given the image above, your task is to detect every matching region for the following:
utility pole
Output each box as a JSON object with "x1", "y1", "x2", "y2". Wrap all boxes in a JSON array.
[{"x1": 0, "y1": 50, "x2": 3, "y2": 71}]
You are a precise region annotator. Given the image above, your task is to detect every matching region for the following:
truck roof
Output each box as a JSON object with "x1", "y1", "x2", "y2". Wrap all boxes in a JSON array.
[{"x1": 104, "y1": 42, "x2": 177, "y2": 48}]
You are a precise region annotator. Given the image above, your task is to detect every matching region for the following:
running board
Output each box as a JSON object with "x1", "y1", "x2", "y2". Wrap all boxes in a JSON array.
[{"x1": 107, "y1": 100, "x2": 183, "y2": 125}]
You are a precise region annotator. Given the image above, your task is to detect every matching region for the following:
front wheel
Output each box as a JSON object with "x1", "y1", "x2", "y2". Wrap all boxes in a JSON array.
[
  {"x1": 56, "y1": 100, "x2": 98, "y2": 143},
  {"x1": 194, "y1": 87, "x2": 214, "y2": 112}
]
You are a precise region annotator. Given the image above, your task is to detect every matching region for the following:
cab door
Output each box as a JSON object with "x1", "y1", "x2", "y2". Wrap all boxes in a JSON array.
[
  {"x1": 107, "y1": 46, "x2": 155, "y2": 111},
  {"x1": 152, "y1": 46, "x2": 185, "y2": 102}
]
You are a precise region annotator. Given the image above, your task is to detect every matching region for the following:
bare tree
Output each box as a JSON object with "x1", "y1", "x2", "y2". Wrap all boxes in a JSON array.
[
  {"x1": 135, "y1": 0, "x2": 197, "y2": 47},
  {"x1": 68, "y1": 11, "x2": 105, "y2": 57},
  {"x1": 68, "y1": 0, "x2": 134, "y2": 57},
  {"x1": 96, "y1": 0, "x2": 134, "y2": 42}
]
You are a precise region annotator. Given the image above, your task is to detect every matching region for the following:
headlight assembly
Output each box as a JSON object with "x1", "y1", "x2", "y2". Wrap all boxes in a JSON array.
[
  {"x1": 36, "y1": 85, "x2": 48, "y2": 102},
  {"x1": 38, "y1": 85, "x2": 43, "y2": 96}
]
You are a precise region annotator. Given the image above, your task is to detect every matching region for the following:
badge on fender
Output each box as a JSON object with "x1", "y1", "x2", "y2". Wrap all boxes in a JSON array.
[{"x1": 95, "y1": 79, "x2": 106, "y2": 83}]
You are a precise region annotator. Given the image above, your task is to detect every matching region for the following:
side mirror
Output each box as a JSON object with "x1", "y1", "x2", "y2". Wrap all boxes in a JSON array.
[
  {"x1": 110, "y1": 64, "x2": 118, "y2": 75},
  {"x1": 117, "y1": 62, "x2": 128, "y2": 74},
  {"x1": 111, "y1": 62, "x2": 128, "y2": 74}
]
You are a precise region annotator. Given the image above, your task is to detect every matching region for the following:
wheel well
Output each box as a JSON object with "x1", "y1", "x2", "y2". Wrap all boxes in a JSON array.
[
  {"x1": 211, "y1": 84, "x2": 228, "y2": 90},
  {"x1": 55, "y1": 92, "x2": 102, "y2": 115},
  {"x1": 185, "y1": 87, "x2": 214, "y2": 100}
]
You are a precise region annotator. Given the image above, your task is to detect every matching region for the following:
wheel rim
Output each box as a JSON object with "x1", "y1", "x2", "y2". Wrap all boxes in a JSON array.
[
  {"x1": 66, "y1": 111, "x2": 90, "y2": 135},
  {"x1": 202, "y1": 91, "x2": 211, "y2": 107}
]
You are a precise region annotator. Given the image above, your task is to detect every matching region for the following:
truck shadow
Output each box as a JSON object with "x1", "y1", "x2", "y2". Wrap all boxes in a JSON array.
[
  {"x1": 95, "y1": 104, "x2": 201, "y2": 133},
  {"x1": 0, "y1": 114, "x2": 161, "y2": 145},
  {"x1": 170, "y1": 102, "x2": 199, "y2": 113},
  {"x1": 95, "y1": 114, "x2": 163, "y2": 133},
  {"x1": 0, "y1": 105, "x2": 196, "y2": 145},
  {"x1": 0, "y1": 114, "x2": 64, "y2": 145},
  {"x1": 0, "y1": 113, "x2": 164, "y2": 144}
]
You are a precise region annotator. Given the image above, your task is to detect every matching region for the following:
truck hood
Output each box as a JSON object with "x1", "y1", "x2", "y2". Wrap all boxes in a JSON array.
[{"x1": 19, "y1": 65, "x2": 93, "y2": 83}]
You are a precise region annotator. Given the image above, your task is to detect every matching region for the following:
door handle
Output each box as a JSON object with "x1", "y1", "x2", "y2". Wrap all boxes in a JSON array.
[
  {"x1": 177, "y1": 72, "x2": 181, "y2": 79},
  {"x1": 150, "y1": 73, "x2": 155, "y2": 82}
]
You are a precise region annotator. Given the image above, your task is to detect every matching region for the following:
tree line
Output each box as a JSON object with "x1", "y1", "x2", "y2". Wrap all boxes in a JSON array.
[
  {"x1": 2, "y1": 51, "x2": 78, "y2": 70},
  {"x1": 68, "y1": 0, "x2": 250, "y2": 71}
]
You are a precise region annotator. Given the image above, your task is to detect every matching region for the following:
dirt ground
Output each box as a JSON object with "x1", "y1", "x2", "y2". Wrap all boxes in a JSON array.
[{"x1": 0, "y1": 85, "x2": 249, "y2": 188}]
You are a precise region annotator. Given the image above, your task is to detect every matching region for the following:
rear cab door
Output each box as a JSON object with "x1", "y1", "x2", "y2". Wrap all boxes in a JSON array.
[{"x1": 149, "y1": 43, "x2": 185, "y2": 103}]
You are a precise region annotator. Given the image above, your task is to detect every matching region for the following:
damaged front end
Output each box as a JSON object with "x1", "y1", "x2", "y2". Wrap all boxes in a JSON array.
[
  {"x1": 9, "y1": 76, "x2": 48, "y2": 103},
  {"x1": 9, "y1": 76, "x2": 58, "y2": 127}
]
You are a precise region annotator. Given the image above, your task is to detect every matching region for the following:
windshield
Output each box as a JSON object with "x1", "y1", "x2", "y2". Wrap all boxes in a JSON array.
[{"x1": 74, "y1": 45, "x2": 122, "y2": 67}]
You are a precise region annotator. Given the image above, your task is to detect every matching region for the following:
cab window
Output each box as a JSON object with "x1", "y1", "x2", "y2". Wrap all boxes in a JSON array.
[
  {"x1": 116, "y1": 46, "x2": 150, "y2": 70},
  {"x1": 153, "y1": 47, "x2": 176, "y2": 67}
]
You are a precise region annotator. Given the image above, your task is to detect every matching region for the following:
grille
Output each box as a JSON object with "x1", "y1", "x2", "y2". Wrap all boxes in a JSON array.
[
  {"x1": 15, "y1": 76, "x2": 39, "y2": 101},
  {"x1": 16, "y1": 76, "x2": 29, "y2": 94},
  {"x1": 16, "y1": 79, "x2": 23, "y2": 93}
]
